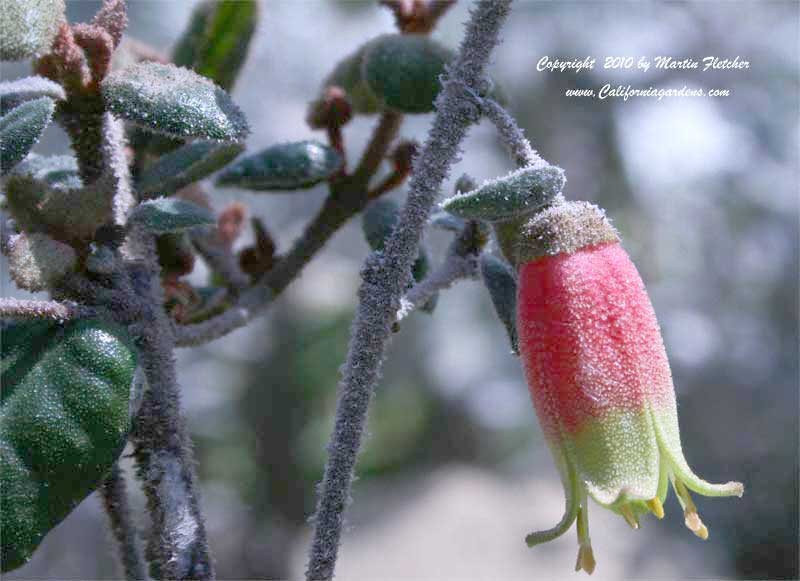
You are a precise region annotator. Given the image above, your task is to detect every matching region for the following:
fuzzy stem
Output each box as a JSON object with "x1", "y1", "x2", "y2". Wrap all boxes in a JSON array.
[
  {"x1": 351, "y1": 111, "x2": 403, "y2": 183},
  {"x1": 190, "y1": 228, "x2": 250, "y2": 292},
  {"x1": 101, "y1": 463, "x2": 149, "y2": 581},
  {"x1": 0, "y1": 297, "x2": 95, "y2": 321},
  {"x1": 305, "y1": 2, "x2": 513, "y2": 579},
  {"x1": 480, "y1": 97, "x2": 542, "y2": 168},
  {"x1": 128, "y1": 233, "x2": 215, "y2": 580},
  {"x1": 396, "y1": 252, "x2": 478, "y2": 321}
]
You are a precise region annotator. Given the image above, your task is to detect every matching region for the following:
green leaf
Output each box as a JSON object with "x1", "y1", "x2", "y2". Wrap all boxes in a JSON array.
[
  {"x1": 0, "y1": 0, "x2": 65, "y2": 61},
  {"x1": 317, "y1": 45, "x2": 381, "y2": 115},
  {"x1": 10, "y1": 153, "x2": 81, "y2": 190},
  {"x1": 362, "y1": 34, "x2": 454, "y2": 114},
  {"x1": 0, "y1": 319, "x2": 137, "y2": 572},
  {"x1": 0, "y1": 97, "x2": 55, "y2": 175},
  {"x1": 137, "y1": 140, "x2": 243, "y2": 197},
  {"x1": 362, "y1": 198, "x2": 400, "y2": 251},
  {"x1": 1, "y1": 77, "x2": 65, "y2": 115},
  {"x1": 441, "y1": 164, "x2": 566, "y2": 221},
  {"x1": 216, "y1": 140, "x2": 343, "y2": 191},
  {"x1": 480, "y1": 254, "x2": 519, "y2": 354},
  {"x1": 102, "y1": 62, "x2": 249, "y2": 141},
  {"x1": 173, "y1": 0, "x2": 258, "y2": 92},
  {"x1": 129, "y1": 198, "x2": 215, "y2": 234}
]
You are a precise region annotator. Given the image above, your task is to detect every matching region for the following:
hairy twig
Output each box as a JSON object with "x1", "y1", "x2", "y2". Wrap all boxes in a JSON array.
[
  {"x1": 396, "y1": 221, "x2": 485, "y2": 321},
  {"x1": 189, "y1": 228, "x2": 250, "y2": 292},
  {"x1": 0, "y1": 297, "x2": 95, "y2": 321},
  {"x1": 305, "y1": 2, "x2": 514, "y2": 579},
  {"x1": 396, "y1": 252, "x2": 478, "y2": 321},
  {"x1": 127, "y1": 232, "x2": 215, "y2": 581},
  {"x1": 100, "y1": 463, "x2": 149, "y2": 581},
  {"x1": 480, "y1": 96, "x2": 541, "y2": 168}
]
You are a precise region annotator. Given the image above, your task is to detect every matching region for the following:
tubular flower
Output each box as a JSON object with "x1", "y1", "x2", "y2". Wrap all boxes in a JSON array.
[{"x1": 515, "y1": 201, "x2": 743, "y2": 574}]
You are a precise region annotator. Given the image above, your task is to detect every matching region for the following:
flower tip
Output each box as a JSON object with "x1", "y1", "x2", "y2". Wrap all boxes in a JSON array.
[
  {"x1": 575, "y1": 544, "x2": 596, "y2": 575},
  {"x1": 684, "y1": 511, "x2": 709, "y2": 540},
  {"x1": 646, "y1": 497, "x2": 665, "y2": 520},
  {"x1": 729, "y1": 481, "x2": 745, "y2": 498}
]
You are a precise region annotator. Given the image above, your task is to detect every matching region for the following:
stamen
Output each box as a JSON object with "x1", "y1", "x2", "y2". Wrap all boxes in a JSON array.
[
  {"x1": 674, "y1": 478, "x2": 709, "y2": 540},
  {"x1": 684, "y1": 510, "x2": 709, "y2": 540},
  {"x1": 646, "y1": 497, "x2": 665, "y2": 519},
  {"x1": 575, "y1": 544, "x2": 596, "y2": 575},
  {"x1": 619, "y1": 505, "x2": 639, "y2": 530},
  {"x1": 575, "y1": 504, "x2": 595, "y2": 575}
]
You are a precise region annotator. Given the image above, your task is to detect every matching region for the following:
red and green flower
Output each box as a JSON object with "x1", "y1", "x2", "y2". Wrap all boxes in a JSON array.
[{"x1": 515, "y1": 201, "x2": 743, "y2": 574}]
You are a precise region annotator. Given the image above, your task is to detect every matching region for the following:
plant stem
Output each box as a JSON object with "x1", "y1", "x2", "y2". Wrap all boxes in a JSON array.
[
  {"x1": 128, "y1": 233, "x2": 215, "y2": 581},
  {"x1": 100, "y1": 463, "x2": 149, "y2": 581},
  {"x1": 174, "y1": 111, "x2": 404, "y2": 348},
  {"x1": 305, "y1": 2, "x2": 514, "y2": 579},
  {"x1": 480, "y1": 96, "x2": 542, "y2": 168},
  {"x1": 0, "y1": 297, "x2": 95, "y2": 321}
]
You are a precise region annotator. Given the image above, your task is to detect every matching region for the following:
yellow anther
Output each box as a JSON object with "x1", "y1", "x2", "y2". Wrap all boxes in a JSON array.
[
  {"x1": 575, "y1": 544, "x2": 596, "y2": 575},
  {"x1": 619, "y1": 505, "x2": 639, "y2": 530},
  {"x1": 684, "y1": 510, "x2": 709, "y2": 540},
  {"x1": 646, "y1": 497, "x2": 664, "y2": 519}
]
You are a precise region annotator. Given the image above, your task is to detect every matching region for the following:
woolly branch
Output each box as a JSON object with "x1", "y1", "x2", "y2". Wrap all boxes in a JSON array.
[
  {"x1": 100, "y1": 463, "x2": 149, "y2": 581},
  {"x1": 396, "y1": 252, "x2": 478, "y2": 321},
  {"x1": 305, "y1": 2, "x2": 514, "y2": 579},
  {"x1": 396, "y1": 221, "x2": 485, "y2": 321},
  {"x1": 480, "y1": 97, "x2": 541, "y2": 168},
  {"x1": 127, "y1": 232, "x2": 214, "y2": 581},
  {"x1": 190, "y1": 228, "x2": 251, "y2": 292},
  {"x1": 0, "y1": 297, "x2": 95, "y2": 321}
]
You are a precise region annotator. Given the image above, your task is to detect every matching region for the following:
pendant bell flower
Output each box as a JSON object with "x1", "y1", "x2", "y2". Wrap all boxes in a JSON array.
[{"x1": 514, "y1": 201, "x2": 743, "y2": 574}]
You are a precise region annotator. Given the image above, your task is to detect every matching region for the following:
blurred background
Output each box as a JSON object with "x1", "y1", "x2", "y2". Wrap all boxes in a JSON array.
[{"x1": 2, "y1": 1, "x2": 797, "y2": 579}]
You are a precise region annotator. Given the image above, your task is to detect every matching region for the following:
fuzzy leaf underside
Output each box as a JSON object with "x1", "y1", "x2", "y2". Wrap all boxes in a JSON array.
[
  {"x1": 0, "y1": 0, "x2": 65, "y2": 61},
  {"x1": 0, "y1": 319, "x2": 137, "y2": 572},
  {"x1": 137, "y1": 140, "x2": 243, "y2": 197},
  {"x1": 129, "y1": 198, "x2": 215, "y2": 234},
  {"x1": 441, "y1": 164, "x2": 566, "y2": 221},
  {"x1": 216, "y1": 140, "x2": 343, "y2": 191},
  {"x1": 10, "y1": 153, "x2": 81, "y2": 190},
  {"x1": 173, "y1": 0, "x2": 258, "y2": 92},
  {"x1": 0, "y1": 77, "x2": 65, "y2": 115},
  {"x1": 480, "y1": 253, "x2": 519, "y2": 354},
  {"x1": 0, "y1": 97, "x2": 55, "y2": 175},
  {"x1": 102, "y1": 62, "x2": 249, "y2": 141}
]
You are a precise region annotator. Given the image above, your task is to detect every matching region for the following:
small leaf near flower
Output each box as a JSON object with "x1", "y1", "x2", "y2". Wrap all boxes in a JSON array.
[
  {"x1": 0, "y1": 97, "x2": 55, "y2": 175},
  {"x1": 129, "y1": 198, "x2": 215, "y2": 234},
  {"x1": 441, "y1": 164, "x2": 566, "y2": 222},
  {"x1": 137, "y1": 140, "x2": 243, "y2": 197},
  {"x1": 479, "y1": 253, "x2": 518, "y2": 354},
  {"x1": 216, "y1": 140, "x2": 343, "y2": 191},
  {"x1": 102, "y1": 62, "x2": 249, "y2": 141}
]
